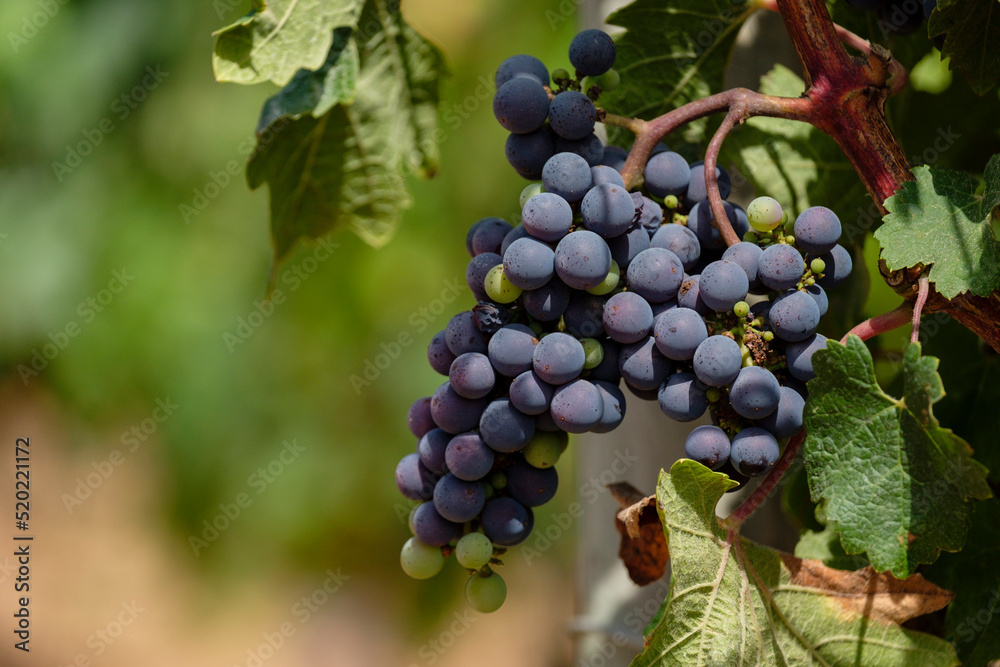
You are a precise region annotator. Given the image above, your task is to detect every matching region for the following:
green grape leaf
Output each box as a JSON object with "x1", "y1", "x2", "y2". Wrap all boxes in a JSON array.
[
  {"x1": 875, "y1": 160, "x2": 1000, "y2": 299},
  {"x1": 928, "y1": 0, "x2": 1000, "y2": 96},
  {"x1": 213, "y1": 0, "x2": 363, "y2": 86},
  {"x1": 794, "y1": 523, "x2": 870, "y2": 572},
  {"x1": 984, "y1": 153, "x2": 1000, "y2": 217},
  {"x1": 925, "y1": 497, "x2": 1000, "y2": 667},
  {"x1": 803, "y1": 337, "x2": 992, "y2": 579},
  {"x1": 632, "y1": 460, "x2": 958, "y2": 667},
  {"x1": 600, "y1": 0, "x2": 756, "y2": 147},
  {"x1": 247, "y1": 0, "x2": 445, "y2": 262},
  {"x1": 722, "y1": 65, "x2": 866, "y2": 225}
]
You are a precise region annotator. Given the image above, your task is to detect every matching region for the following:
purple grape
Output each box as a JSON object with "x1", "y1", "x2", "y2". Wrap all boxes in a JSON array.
[
  {"x1": 591, "y1": 165, "x2": 625, "y2": 187},
  {"x1": 548, "y1": 91, "x2": 596, "y2": 140},
  {"x1": 676, "y1": 274, "x2": 710, "y2": 314},
  {"x1": 758, "y1": 386, "x2": 805, "y2": 439},
  {"x1": 396, "y1": 453, "x2": 437, "y2": 500},
  {"x1": 722, "y1": 242, "x2": 763, "y2": 288},
  {"x1": 445, "y1": 432, "x2": 495, "y2": 481},
  {"x1": 686, "y1": 200, "x2": 743, "y2": 250},
  {"x1": 407, "y1": 397, "x2": 434, "y2": 438},
  {"x1": 563, "y1": 293, "x2": 606, "y2": 338},
  {"x1": 549, "y1": 379, "x2": 603, "y2": 433},
  {"x1": 600, "y1": 145, "x2": 627, "y2": 171},
  {"x1": 495, "y1": 54, "x2": 549, "y2": 87},
  {"x1": 482, "y1": 497, "x2": 533, "y2": 546},
  {"x1": 555, "y1": 230, "x2": 613, "y2": 290},
  {"x1": 493, "y1": 77, "x2": 549, "y2": 134},
  {"x1": 532, "y1": 332, "x2": 586, "y2": 385},
  {"x1": 522, "y1": 192, "x2": 573, "y2": 242},
  {"x1": 428, "y1": 330, "x2": 457, "y2": 376},
  {"x1": 449, "y1": 352, "x2": 496, "y2": 399},
  {"x1": 626, "y1": 247, "x2": 684, "y2": 303},
  {"x1": 816, "y1": 244, "x2": 852, "y2": 289},
  {"x1": 653, "y1": 307, "x2": 708, "y2": 360},
  {"x1": 769, "y1": 289, "x2": 820, "y2": 342},
  {"x1": 555, "y1": 132, "x2": 604, "y2": 166},
  {"x1": 471, "y1": 218, "x2": 514, "y2": 256},
  {"x1": 785, "y1": 333, "x2": 827, "y2": 382},
  {"x1": 488, "y1": 324, "x2": 538, "y2": 377},
  {"x1": 466, "y1": 252, "x2": 502, "y2": 301},
  {"x1": 684, "y1": 425, "x2": 731, "y2": 470},
  {"x1": 501, "y1": 224, "x2": 531, "y2": 256},
  {"x1": 417, "y1": 427, "x2": 451, "y2": 474},
  {"x1": 506, "y1": 459, "x2": 558, "y2": 506},
  {"x1": 480, "y1": 398, "x2": 535, "y2": 452},
  {"x1": 433, "y1": 473, "x2": 486, "y2": 522},
  {"x1": 503, "y1": 236, "x2": 555, "y2": 289},
  {"x1": 758, "y1": 244, "x2": 805, "y2": 292},
  {"x1": 684, "y1": 162, "x2": 731, "y2": 207},
  {"x1": 607, "y1": 224, "x2": 652, "y2": 270},
  {"x1": 509, "y1": 370, "x2": 555, "y2": 415},
  {"x1": 592, "y1": 380, "x2": 627, "y2": 433},
  {"x1": 730, "y1": 427, "x2": 780, "y2": 476},
  {"x1": 805, "y1": 283, "x2": 828, "y2": 317},
  {"x1": 657, "y1": 372, "x2": 708, "y2": 422},
  {"x1": 412, "y1": 501, "x2": 463, "y2": 546},
  {"x1": 643, "y1": 151, "x2": 690, "y2": 198},
  {"x1": 729, "y1": 366, "x2": 781, "y2": 419},
  {"x1": 638, "y1": 195, "x2": 663, "y2": 233},
  {"x1": 651, "y1": 224, "x2": 701, "y2": 270},
  {"x1": 699, "y1": 260, "x2": 750, "y2": 312},
  {"x1": 430, "y1": 382, "x2": 489, "y2": 434},
  {"x1": 542, "y1": 152, "x2": 593, "y2": 202},
  {"x1": 569, "y1": 28, "x2": 616, "y2": 76},
  {"x1": 619, "y1": 336, "x2": 672, "y2": 391},
  {"x1": 794, "y1": 206, "x2": 842, "y2": 255},
  {"x1": 692, "y1": 335, "x2": 742, "y2": 387},
  {"x1": 581, "y1": 183, "x2": 635, "y2": 238},
  {"x1": 445, "y1": 311, "x2": 488, "y2": 356},
  {"x1": 522, "y1": 280, "x2": 571, "y2": 322},
  {"x1": 505, "y1": 128, "x2": 556, "y2": 179},
  {"x1": 603, "y1": 291, "x2": 654, "y2": 344}
]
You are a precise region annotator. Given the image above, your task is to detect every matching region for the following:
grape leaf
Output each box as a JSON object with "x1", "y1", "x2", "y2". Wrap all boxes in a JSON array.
[
  {"x1": 925, "y1": 497, "x2": 1000, "y2": 667},
  {"x1": 721, "y1": 65, "x2": 866, "y2": 225},
  {"x1": 875, "y1": 160, "x2": 1000, "y2": 299},
  {"x1": 632, "y1": 460, "x2": 959, "y2": 667},
  {"x1": 600, "y1": 0, "x2": 756, "y2": 147},
  {"x1": 213, "y1": 0, "x2": 363, "y2": 86},
  {"x1": 794, "y1": 522, "x2": 870, "y2": 572},
  {"x1": 803, "y1": 337, "x2": 992, "y2": 579},
  {"x1": 247, "y1": 0, "x2": 445, "y2": 261},
  {"x1": 928, "y1": 0, "x2": 1000, "y2": 96}
]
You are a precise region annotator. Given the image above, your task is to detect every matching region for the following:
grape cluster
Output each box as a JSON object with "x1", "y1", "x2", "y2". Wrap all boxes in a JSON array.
[
  {"x1": 396, "y1": 28, "x2": 853, "y2": 613},
  {"x1": 844, "y1": 0, "x2": 938, "y2": 38}
]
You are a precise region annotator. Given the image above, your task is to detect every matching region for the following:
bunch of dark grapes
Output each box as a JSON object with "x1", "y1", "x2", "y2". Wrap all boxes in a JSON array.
[
  {"x1": 844, "y1": 0, "x2": 938, "y2": 38},
  {"x1": 396, "y1": 28, "x2": 853, "y2": 614}
]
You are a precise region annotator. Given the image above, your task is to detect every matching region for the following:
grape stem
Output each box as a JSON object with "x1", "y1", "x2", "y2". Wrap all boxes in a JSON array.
[
  {"x1": 723, "y1": 430, "x2": 805, "y2": 529},
  {"x1": 911, "y1": 275, "x2": 930, "y2": 343},
  {"x1": 839, "y1": 302, "x2": 913, "y2": 344},
  {"x1": 704, "y1": 105, "x2": 748, "y2": 247}
]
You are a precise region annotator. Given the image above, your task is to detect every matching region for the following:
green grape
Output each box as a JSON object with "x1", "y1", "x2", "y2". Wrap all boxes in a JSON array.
[
  {"x1": 762, "y1": 331, "x2": 774, "y2": 342},
  {"x1": 663, "y1": 195, "x2": 680, "y2": 209},
  {"x1": 784, "y1": 235, "x2": 796, "y2": 246},
  {"x1": 456, "y1": 533, "x2": 494, "y2": 570},
  {"x1": 587, "y1": 260, "x2": 620, "y2": 295},
  {"x1": 485, "y1": 264, "x2": 522, "y2": 304},
  {"x1": 400, "y1": 537, "x2": 444, "y2": 580},
  {"x1": 520, "y1": 182, "x2": 543, "y2": 208},
  {"x1": 706, "y1": 387, "x2": 722, "y2": 403},
  {"x1": 466, "y1": 571, "x2": 507, "y2": 613},
  {"x1": 582, "y1": 69, "x2": 620, "y2": 94},
  {"x1": 580, "y1": 337, "x2": 604, "y2": 369},
  {"x1": 744, "y1": 231, "x2": 760, "y2": 243},
  {"x1": 490, "y1": 472, "x2": 507, "y2": 490},
  {"x1": 733, "y1": 301, "x2": 750, "y2": 318},
  {"x1": 746, "y1": 196, "x2": 784, "y2": 232},
  {"x1": 551, "y1": 67, "x2": 570, "y2": 83},
  {"x1": 522, "y1": 431, "x2": 569, "y2": 468},
  {"x1": 810, "y1": 257, "x2": 826, "y2": 274}
]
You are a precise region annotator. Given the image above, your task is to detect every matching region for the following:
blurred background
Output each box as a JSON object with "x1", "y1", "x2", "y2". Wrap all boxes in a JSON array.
[{"x1": 0, "y1": 0, "x2": 996, "y2": 665}]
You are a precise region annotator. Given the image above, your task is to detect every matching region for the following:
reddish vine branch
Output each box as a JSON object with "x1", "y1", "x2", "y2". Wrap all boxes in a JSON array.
[{"x1": 839, "y1": 303, "x2": 913, "y2": 344}]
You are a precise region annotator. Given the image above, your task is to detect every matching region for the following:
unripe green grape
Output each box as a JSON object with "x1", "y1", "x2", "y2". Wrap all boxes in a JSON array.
[
  {"x1": 483, "y1": 482, "x2": 495, "y2": 499},
  {"x1": 520, "y1": 182, "x2": 543, "y2": 208},
  {"x1": 455, "y1": 533, "x2": 494, "y2": 570},
  {"x1": 490, "y1": 472, "x2": 507, "y2": 490},
  {"x1": 400, "y1": 537, "x2": 444, "y2": 580},
  {"x1": 587, "y1": 261, "x2": 620, "y2": 295},
  {"x1": 762, "y1": 331, "x2": 774, "y2": 342},
  {"x1": 485, "y1": 264, "x2": 521, "y2": 303},
  {"x1": 733, "y1": 301, "x2": 750, "y2": 318},
  {"x1": 466, "y1": 571, "x2": 507, "y2": 613},
  {"x1": 746, "y1": 196, "x2": 784, "y2": 232},
  {"x1": 583, "y1": 69, "x2": 620, "y2": 93},
  {"x1": 810, "y1": 257, "x2": 826, "y2": 274},
  {"x1": 744, "y1": 231, "x2": 760, "y2": 244},
  {"x1": 522, "y1": 431, "x2": 568, "y2": 468},
  {"x1": 784, "y1": 235, "x2": 796, "y2": 246},
  {"x1": 580, "y1": 337, "x2": 604, "y2": 369},
  {"x1": 551, "y1": 67, "x2": 570, "y2": 83},
  {"x1": 706, "y1": 387, "x2": 722, "y2": 403},
  {"x1": 663, "y1": 195, "x2": 680, "y2": 209}
]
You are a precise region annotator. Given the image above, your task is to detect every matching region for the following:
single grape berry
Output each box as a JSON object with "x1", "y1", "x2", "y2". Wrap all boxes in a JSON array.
[
  {"x1": 495, "y1": 54, "x2": 549, "y2": 87},
  {"x1": 684, "y1": 425, "x2": 731, "y2": 470},
  {"x1": 730, "y1": 427, "x2": 780, "y2": 477},
  {"x1": 493, "y1": 77, "x2": 549, "y2": 134},
  {"x1": 568, "y1": 28, "x2": 617, "y2": 76},
  {"x1": 548, "y1": 91, "x2": 597, "y2": 141}
]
